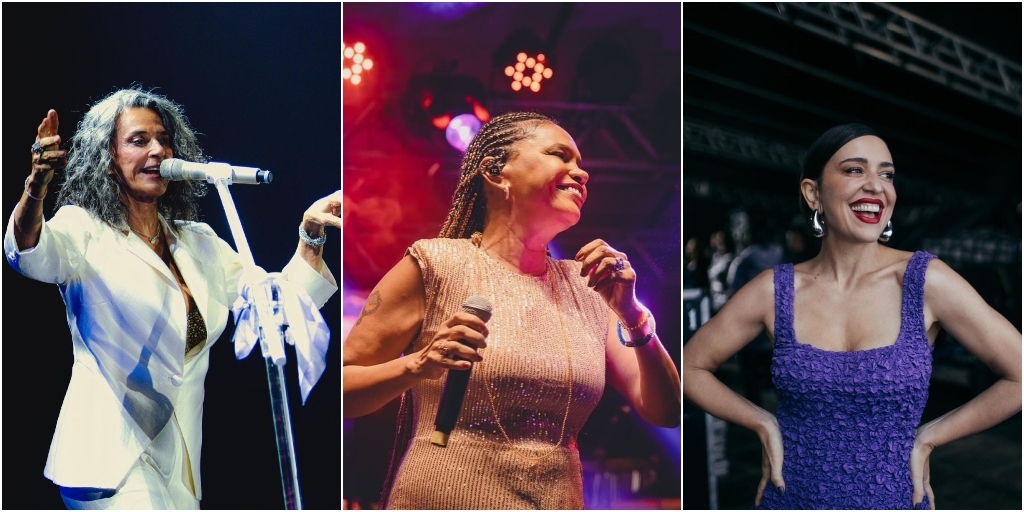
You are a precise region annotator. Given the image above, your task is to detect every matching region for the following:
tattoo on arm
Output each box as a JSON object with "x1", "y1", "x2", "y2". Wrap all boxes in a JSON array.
[{"x1": 355, "y1": 290, "x2": 382, "y2": 327}]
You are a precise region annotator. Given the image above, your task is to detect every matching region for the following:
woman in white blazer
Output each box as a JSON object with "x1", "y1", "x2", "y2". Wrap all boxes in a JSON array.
[{"x1": 4, "y1": 87, "x2": 340, "y2": 509}]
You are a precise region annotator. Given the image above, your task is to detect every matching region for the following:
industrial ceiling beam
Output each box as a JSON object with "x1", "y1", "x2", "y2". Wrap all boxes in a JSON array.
[
  {"x1": 683, "y1": 22, "x2": 1018, "y2": 147},
  {"x1": 743, "y1": 2, "x2": 1022, "y2": 116}
]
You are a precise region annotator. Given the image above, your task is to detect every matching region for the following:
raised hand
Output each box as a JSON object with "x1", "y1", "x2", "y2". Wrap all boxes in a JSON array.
[
  {"x1": 575, "y1": 239, "x2": 642, "y2": 323},
  {"x1": 302, "y1": 190, "x2": 342, "y2": 231},
  {"x1": 30, "y1": 109, "x2": 67, "y2": 192}
]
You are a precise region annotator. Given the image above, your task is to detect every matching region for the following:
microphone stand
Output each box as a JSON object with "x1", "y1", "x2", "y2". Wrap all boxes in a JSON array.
[{"x1": 209, "y1": 176, "x2": 303, "y2": 510}]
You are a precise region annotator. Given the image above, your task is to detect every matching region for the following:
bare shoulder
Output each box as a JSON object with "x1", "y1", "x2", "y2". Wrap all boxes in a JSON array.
[
  {"x1": 921, "y1": 256, "x2": 973, "y2": 303},
  {"x1": 918, "y1": 254, "x2": 997, "y2": 331},
  {"x1": 744, "y1": 266, "x2": 777, "y2": 297},
  {"x1": 724, "y1": 266, "x2": 776, "y2": 317},
  {"x1": 921, "y1": 255, "x2": 958, "y2": 283}
]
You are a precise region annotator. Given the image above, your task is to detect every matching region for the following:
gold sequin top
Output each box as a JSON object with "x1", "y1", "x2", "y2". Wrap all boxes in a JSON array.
[
  {"x1": 386, "y1": 238, "x2": 610, "y2": 510},
  {"x1": 185, "y1": 296, "x2": 207, "y2": 362}
]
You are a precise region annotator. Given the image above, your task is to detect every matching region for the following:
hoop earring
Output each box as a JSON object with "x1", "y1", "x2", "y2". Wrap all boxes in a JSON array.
[
  {"x1": 878, "y1": 221, "x2": 893, "y2": 242},
  {"x1": 811, "y1": 210, "x2": 826, "y2": 238}
]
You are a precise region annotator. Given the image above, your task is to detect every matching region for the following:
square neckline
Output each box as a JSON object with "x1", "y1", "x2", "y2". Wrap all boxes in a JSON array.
[{"x1": 782, "y1": 254, "x2": 920, "y2": 355}]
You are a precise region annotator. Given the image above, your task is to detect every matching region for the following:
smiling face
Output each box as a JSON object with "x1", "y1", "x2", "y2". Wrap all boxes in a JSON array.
[
  {"x1": 501, "y1": 122, "x2": 589, "y2": 231},
  {"x1": 112, "y1": 107, "x2": 173, "y2": 204},
  {"x1": 803, "y1": 135, "x2": 896, "y2": 243}
]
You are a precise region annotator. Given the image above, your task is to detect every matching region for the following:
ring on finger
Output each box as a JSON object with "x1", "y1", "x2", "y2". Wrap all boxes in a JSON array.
[
  {"x1": 612, "y1": 256, "x2": 626, "y2": 272},
  {"x1": 438, "y1": 341, "x2": 449, "y2": 357},
  {"x1": 31, "y1": 142, "x2": 44, "y2": 155}
]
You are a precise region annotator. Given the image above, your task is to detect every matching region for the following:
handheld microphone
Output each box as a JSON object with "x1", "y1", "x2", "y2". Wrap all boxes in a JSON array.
[
  {"x1": 159, "y1": 158, "x2": 272, "y2": 185},
  {"x1": 431, "y1": 295, "x2": 493, "y2": 447}
]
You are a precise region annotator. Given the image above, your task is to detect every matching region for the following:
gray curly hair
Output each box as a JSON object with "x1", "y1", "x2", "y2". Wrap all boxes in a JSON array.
[{"x1": 54, "y1": 87, "x2": 208, "y2": 232}]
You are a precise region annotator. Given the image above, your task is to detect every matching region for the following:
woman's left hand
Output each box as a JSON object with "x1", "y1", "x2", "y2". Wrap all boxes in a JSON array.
[
  {"x1": 910, "y1": 434, "x2": 935, "y2": 510},
  {"x1": 302, "y1": 190, "x2": 342, "y2": 233},
  {"x1": 576, "y1": 239, "x2": 642, "y2": 324}
]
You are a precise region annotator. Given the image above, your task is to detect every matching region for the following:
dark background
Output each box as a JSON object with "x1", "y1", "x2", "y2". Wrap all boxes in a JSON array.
[
  {"x1": 2, "y1": 3, "x2": 340, "y2": 509},
  {"x1": 683, "y1": 2, "x2": 1021, "y2": 247},
  {"x1": 342, "y1": 3, "x2": 681, "y2": 509},
  {"x1": 682, "y1": 2, "x2": 1021, "y2": 509}
]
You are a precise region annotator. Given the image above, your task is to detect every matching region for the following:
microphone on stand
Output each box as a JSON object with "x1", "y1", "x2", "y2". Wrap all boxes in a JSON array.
[
  {"x1": 431, "y1": 296, "x2": 493, "y2": 447},
  {"x1": 159, "y1": 158, "x2": 272, "y2": 185}
]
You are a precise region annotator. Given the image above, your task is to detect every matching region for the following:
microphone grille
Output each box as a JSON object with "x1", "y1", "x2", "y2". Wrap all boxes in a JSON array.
[
  {"x1": 159, "y1": 158, "x2": 184, "y2": 176},
  {"x1": 461, "y1": 295, "x2": 493, "y2": 323}
]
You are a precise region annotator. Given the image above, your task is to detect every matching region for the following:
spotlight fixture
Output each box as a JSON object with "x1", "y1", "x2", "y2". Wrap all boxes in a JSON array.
[
  {"x1": 343, "y1": 41, "x2": 374, "y2": 86},
  {"x1": 503, "y1": 52, "x2": 553, "y2": 93},
  {"x1": 493, "y1": 29, "x2": 554, "y2": 94},
  {"x1": 402, "y1": 74, "x2": 490, "y2": 152}
]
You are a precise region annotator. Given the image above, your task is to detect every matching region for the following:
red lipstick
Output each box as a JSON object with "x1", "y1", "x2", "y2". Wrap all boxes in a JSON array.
[{"x1": 849, "y1": 198, "x2": 883, "y2": 225}]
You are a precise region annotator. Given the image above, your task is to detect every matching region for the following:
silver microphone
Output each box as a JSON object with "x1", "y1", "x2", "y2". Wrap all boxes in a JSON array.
[{"x1": 159, "y1": 158, "x2": 272, "y2": 185}]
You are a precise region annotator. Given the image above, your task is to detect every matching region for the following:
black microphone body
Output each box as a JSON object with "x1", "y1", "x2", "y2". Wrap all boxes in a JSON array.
[
  {"x1": 159, "y1": 158, "x2": 272, "y2": 184},
  {"x1": 431, "y1": 296, "x2": 493, "y2": 447}
]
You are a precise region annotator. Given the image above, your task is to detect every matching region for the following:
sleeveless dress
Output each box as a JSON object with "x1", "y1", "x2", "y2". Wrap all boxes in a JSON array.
[
  {"x1": 757, "y1": 251, "x2": 934, "y2": 510},
  {"x1": 385, "y1": 238, "x2": 610, "y2": 509}
]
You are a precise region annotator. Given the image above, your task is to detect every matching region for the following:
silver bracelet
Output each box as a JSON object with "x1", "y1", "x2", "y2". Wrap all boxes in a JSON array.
[
  {"x1": 299, "y1": 224, "x2": 327, "y2": 247},
  {"x1": 24, "y1": 176, "x2": 45, "y2": 201}
]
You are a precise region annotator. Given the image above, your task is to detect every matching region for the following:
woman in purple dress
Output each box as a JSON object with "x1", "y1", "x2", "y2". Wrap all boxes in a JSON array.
[{"x1": 683, "y1": 123, "x2": 1022, "y2": 509}]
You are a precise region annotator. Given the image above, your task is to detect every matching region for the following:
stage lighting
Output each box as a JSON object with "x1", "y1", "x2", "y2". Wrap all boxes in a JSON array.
[
  {"x1": 445, "y1": 114, "x2": 482, "y2": 153},
  {"x1": 343, "y1": 40, "x2": 374, "y2": 86},
  {"x1": 503, "y1": 52, "x2": 553, "y2": 93},
  {"x1": 402, "y1": 74, "x2": 490, "y2": 152},
  {"x1": 493, "y1": 29, "x2": 553, "y2": 94}
]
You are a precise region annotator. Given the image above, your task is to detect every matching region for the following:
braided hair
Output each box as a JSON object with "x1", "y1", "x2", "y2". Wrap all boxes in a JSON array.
[{"x1": 438, "y1": 111, "x2": 556, "y2": 238}]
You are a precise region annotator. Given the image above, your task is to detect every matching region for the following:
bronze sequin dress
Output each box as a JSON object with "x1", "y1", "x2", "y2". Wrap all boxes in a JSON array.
[{"x1": 386, "y1": 238, "x2": 610, "y2": 509}]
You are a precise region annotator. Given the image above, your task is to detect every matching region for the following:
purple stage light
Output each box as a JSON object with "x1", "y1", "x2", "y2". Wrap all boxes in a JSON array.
[{"x1": 445, "y1": 113, "x2": 481, "y2": 152}]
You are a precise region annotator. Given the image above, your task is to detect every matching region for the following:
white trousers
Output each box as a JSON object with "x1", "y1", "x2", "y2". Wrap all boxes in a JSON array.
[{"x1": 61, "y1": 413, "x2": 198, "y2": 510}]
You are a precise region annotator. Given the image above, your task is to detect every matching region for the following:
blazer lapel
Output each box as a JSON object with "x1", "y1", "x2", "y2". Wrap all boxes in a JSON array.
[
  {"x1": 122, "y1": 229, "x2": 176, "y2": 286},
  {"x1": 167, "y1": 226, "x2": 211, "y2": 340}
]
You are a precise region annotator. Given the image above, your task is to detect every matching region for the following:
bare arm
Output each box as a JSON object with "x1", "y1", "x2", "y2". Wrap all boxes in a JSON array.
[
  {"x1": 14, "y1": 110, "x2": 66, "y2": 250},
  {"x1": 342, "y1": 254, "x2": 488, "y2": 418},
  {"x1": 575, "y1": 238, "x2": 680, "y2": 426},
  {"x1": 605, "y1": 313, "x2": 681, "y2": 427},
  {"x1": 682, "y1": 269, "x2": 778, "y2": 435},
  {"x1": 916, "y1": 259, "x2": 1022, "y2": 449},
  {"x1": 683, "y1": 269, "x2": 788, "y2": 502}
]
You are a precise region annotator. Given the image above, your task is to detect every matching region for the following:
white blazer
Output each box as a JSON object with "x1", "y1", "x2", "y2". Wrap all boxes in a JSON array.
[{"x1": 3, "y1": 205, "x2": 337, "y2": 497}]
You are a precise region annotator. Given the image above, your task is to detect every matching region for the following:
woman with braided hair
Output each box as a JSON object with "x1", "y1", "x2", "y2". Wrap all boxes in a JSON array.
[{"x1": 343, "y1": 112, "x2": 680, "y2": 509}]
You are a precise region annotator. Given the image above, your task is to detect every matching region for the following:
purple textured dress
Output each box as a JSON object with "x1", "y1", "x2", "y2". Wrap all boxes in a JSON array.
[{"x1": 757, "y1": 251, "x2": 934, "y2": 510}]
